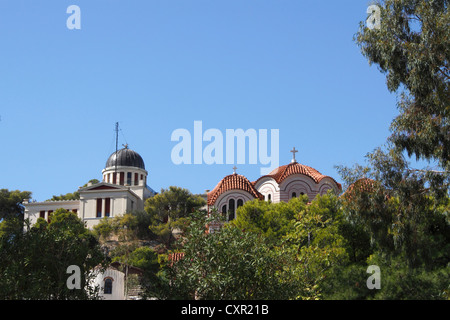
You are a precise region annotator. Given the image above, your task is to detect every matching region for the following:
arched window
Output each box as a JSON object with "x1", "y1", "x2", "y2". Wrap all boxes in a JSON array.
[
  {"x1": 228, "y1": 199, "x2": 235, "y2": 221},
  {"x1": 222, "y1": 205, "x2": 227, "y2": 215},
  {"x1": 104, "y1": 278, "x2": 113, "y2": 294},
  {"x1": 292, "y1": 192, "x2": 297, "y2": 199},
  {"x1": 300, "y1": 192, "x2": 305, "y2": 196},
  {"x1": 267, "y1": 194, "x2": 271, "y2": 202}
]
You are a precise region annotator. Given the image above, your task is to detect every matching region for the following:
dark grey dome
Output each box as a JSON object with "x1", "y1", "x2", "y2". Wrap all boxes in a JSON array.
[{"x1": 105, "y1": 147, "x2": 145, "y2": 170}]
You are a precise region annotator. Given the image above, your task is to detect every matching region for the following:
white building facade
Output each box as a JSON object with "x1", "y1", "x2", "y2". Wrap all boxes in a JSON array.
[{"x1": 24, "y1": 146, "x2": 156, "y2": 229}]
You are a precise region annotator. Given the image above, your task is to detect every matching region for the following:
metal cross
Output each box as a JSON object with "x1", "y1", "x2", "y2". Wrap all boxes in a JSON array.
[
  {"x1": 290, "y1": 147, "x2": 298, "y2": 163},
  {"x1": 232, "y1": 166, "x2": 237, "y2": 174}
]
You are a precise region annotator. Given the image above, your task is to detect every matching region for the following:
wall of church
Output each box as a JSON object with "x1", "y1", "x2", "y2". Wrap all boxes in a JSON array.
[
  {"x1": 279, "y1": 175, "x2": 317, "y2": 202},
  {"x1": 252, "y1": 174, "x2": 341, "y2": 205},
  {"x1": 317, "y1": 177, "x2": 340, "y2": 195},
  {"x1": 254, "y1": 178, "x2": 280, "y2": 203},
  {"x1": 214, "y1": 190, "x2": 256, "y2": 221}
]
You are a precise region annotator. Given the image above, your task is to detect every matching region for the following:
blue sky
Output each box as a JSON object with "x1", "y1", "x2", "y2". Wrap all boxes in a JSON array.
[{"x1": 0, "y1": 1, "x2": 400, "y2": 201}]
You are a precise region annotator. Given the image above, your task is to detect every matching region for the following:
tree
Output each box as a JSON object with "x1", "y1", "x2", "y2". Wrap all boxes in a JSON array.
[
  {"x1": 355, "y1": 0, "x2": 450, "y2": 170},
  {"x1": 0, "y1": 189, "x2": 32, "y2": 239},
  {"x1": 0, "y1": 189, "x2": 31, "y2": 221},
  {"x1": 338, "y1": 147, "x2": 450, "y2": 269},
  {"x1": 335, "y1": 148, "x2": 450, "y2": 299},
  {"x1": 231, "y1": 196, "x2": 307, "y2": 246},
  {"x1": 280, "y1": 193, "x2": 350, "y2": 299},
  {"x1": 145, "y1": 186, "x2": 206, "y2": 222},
  {"x1": 112, "y1": 246, "x2": 166, "y2": 299},
  {"x1": 145, "y1": 186, "x2": 206, "y2": 248},
  {"x1": 0, "y1": 209, "x2": 108, "y2": 299},
  {"x1": 339, "y1": 1, "x2": 450, "y2": 299},
  {"x1": 164, "y1": 211, "x2": 299, "y2": 300}
]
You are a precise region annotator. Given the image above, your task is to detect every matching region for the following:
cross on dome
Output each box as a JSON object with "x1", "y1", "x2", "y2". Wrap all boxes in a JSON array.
[
  {"x1": 290, "y1": 147, "x2": 298, "y2": 163},
  {"x1": 232, "y1": 166, "x2": 237, "y2": 174}
]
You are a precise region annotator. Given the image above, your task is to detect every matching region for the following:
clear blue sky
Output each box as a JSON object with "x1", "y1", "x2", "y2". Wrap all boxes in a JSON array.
[{"x1": 0, "y1": 1, "x2": 400, "y2": 201}]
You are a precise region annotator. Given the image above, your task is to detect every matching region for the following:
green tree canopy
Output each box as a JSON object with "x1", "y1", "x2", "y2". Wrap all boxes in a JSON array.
[
  {"x1": 0, "y1": 208, "x2": 108, "y2": 299},
  {"x1": 355, "y1": 0, "x2": 450, "y2": 170},
  {"x1": 0, "y1": 189, "x2": 32, "y2": 238},
  {"x1": 164, "y1": 211, "x2": 299, "y2": 300},
  {"x1": 0, "y1": 189, "x2": 32, "y2": 220},
  {"x1": 231, "y1": 196, "x2": 308, "y2": 246},
  {"x1": 145, "y1": 186, "x2": 206, "y2": 248},
  {"x1": 145, "y1": 186, "x2": 206, "y2": 222}
]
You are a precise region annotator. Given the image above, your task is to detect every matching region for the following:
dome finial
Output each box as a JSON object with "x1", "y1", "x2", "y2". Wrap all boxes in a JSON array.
[
  {"x1": 122, "y1": 143, "x2": 128, "y2": 149},
  {"x1": 290, "y1": 147, "x2": 298, "y2": 163}
]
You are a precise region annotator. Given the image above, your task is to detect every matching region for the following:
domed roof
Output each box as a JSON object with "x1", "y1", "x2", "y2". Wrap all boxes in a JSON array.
[
  {"x1": 207, "y1": 173, "x2": 264, "y2": 206},
  {"x1": 105, "y1": 146, "x2": 145, "y2": 170},
  {"x1": 342, "y1": 178, "x2": 376, "y2": 200},
  {"x1": 254, "y1": 162, "x2": 341, "y2": 190}
]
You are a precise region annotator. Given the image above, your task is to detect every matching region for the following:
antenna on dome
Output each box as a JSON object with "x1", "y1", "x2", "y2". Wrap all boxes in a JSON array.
[{"x1": 115, "y1": 122, "x2": 119, "y2": 176}]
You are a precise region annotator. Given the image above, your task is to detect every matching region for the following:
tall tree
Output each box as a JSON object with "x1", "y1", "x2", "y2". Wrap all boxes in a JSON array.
[
  {"x1": 355, "y1": 0, "x2": 449, "y2": 171},
  {"x1": 338, "y1": 148, "x2": 450, "y2": 270},
  {"x1": 328, "y1": 1, "x2": 450, "y2": 299}
]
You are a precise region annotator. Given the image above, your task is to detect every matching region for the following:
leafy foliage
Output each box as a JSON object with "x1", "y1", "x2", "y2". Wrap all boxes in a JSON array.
[
  {"x1": 231, "y1": 196, "x2": 307, "y2": 246},
  {"x1": 145, "y1": 186, "x2": 206, "y2": 248},
  {"x1": 355, "y1": 0, "x2": 450, "y2": 170},
  {"x1": 0, "y1": 189, "x2": 32, "y2": 222},
  {"x1": 164, "y1": 211, "x2": 297, "y2": 300},
  {"x1": 0, "y1": 209, "x2": 108, "y2": 299}
]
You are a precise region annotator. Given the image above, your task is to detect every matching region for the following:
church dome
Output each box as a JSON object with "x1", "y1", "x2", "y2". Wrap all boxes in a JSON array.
[
  {"x1": 105, "y1": 146, "x2": 145, "y2": 170},
  {"x1": 255, "y1": 162, "x2": 342, "y2": 190},
  {"x1": 207, "y1": 173, "x2": 264, "y2": 206}
]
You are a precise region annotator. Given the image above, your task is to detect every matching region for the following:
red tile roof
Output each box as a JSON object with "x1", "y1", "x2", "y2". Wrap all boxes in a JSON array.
[
  {"x1": 254, "y1": 162, "x2": 342, "y2": 190},
  {"x1": 207, "y1": 173, "x2": 264, "y2": 206},
  {"x1": 342, "y1": 178, "x2": 376, "y2": 199}
]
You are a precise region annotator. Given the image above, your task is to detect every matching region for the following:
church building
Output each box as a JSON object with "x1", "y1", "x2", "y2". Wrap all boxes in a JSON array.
[
  {"x1": 23, "y1": 145, "x2": 156, "y2": 229},
  {"x1": 207, "y1": 148, "x2": 342, "y2": 221}
]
